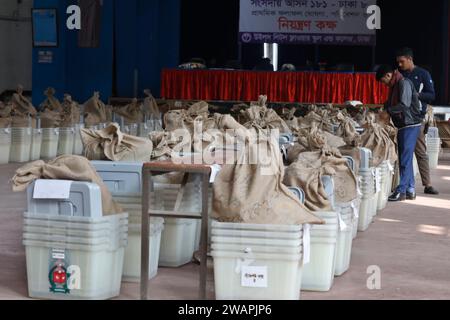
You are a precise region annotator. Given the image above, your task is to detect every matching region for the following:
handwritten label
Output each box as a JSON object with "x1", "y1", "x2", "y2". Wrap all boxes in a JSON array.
[{"x1": 241, "y1": 266, "x2": 268, "y2": 288}]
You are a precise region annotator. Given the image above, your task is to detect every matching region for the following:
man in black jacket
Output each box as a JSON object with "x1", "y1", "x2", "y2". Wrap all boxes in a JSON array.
[
  {"x1": 376, "y1": 65, "x2": 423, "y2": 202},
  {"x1": 396, "y1": 47, "x2": 439, "y2": 195}
]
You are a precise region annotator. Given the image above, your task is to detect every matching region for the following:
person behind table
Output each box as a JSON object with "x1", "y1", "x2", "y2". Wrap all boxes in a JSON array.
[
  {"x1": 396, "y1": 47, "x2": 439, "y2": 195},
  {"x1": 376, "y1": 65, "x2": 423, "y2": 202},
  {"x1": 253, "y1": 57, "x2": 274, "y2": 71}
]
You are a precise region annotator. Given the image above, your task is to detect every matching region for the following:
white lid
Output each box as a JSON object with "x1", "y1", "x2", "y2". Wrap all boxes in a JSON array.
[
  {"x1": 211, "y1": 243, "x2": 302, "y2": 255},
  {"x1": 211, "y1": 250, "x2": 302, "y2": 261},
  {"x1": 211, "y1": 229, "x2": 303, "y2": 240},
  {"x1": 211, "y1": 236, "x2": 302, "y2": 247},
  {"x1": 211, "y1": 221, "x2": 303, "y2": 232}
]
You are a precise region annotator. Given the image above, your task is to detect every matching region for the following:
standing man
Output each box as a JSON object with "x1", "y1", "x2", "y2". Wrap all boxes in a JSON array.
[
  {"x1": 376, "y1": 65, "x2": 423, "y2": 202},
  {"x1": 396, "y1": 47, "x2": 439, "y2": 195}
]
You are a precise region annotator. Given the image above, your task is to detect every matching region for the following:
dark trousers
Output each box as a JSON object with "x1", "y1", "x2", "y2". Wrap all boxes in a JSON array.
[
  {"x1": 415, "y1": 125, "x2": 431, "y2": 186},
  {"x1": 396, "y1": 125, "x2": 422, "y2": 194}
]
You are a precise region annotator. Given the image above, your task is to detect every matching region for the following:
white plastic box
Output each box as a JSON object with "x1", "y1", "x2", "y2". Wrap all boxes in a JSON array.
[
  {"x1": 24, "y1": 239, "x2": 126, "y2": 300},
  {"x1": 212, "y1": 251, "x2": 303, "y2": 300},
  {"x1": 73, "y1": 124, "x2": 85, "y2": 155},
  {"x1": 426, "y1": 137, "x2": 441, "y2": 170},
  {"x1": 30, "y1": 129, "x2": 43, "y2": 161},
  {"x1": 57, "y1": 127, "x2": 75, "y2": 156},
  {"x1": 334, "y1": 212, "x2": 353, "y2": 276},
  {"x1": 123, "y1": 218, "x2": 164, "y2": 282},
  {"x1": 0, "y1": 128, "x2": 11, "y2": 164},
  {"x1": 301, "y1": 212, "x2": 338, "y2": 292},
  {"x1": 10, "y1": 127, "x2": 31, "y2": 163},
  {"x1": 159, "y1": 218, "x2": 198, "y2": 267},
  {"x1": 41, "y1": 128, "x2": 60, "y2": 159},
  {"x1": 211, "y1": 221, "x2": 304, "y2": 300}
]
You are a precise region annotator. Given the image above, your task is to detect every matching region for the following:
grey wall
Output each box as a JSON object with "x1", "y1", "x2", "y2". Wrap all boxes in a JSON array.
[{"x1": 0, "y1": 0, "x2": 33, "y2": 94}]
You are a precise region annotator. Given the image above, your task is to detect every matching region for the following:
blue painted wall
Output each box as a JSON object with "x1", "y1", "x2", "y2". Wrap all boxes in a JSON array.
[
  {"x1": 32, "y1": 0, "x2": 68, "y2": 105},
  {"x1": 115, "y1": 0, "x2": 180, "y2": 97},
  {"x1": 33, "y1": 0, "x2": 180, "y2": 106}
]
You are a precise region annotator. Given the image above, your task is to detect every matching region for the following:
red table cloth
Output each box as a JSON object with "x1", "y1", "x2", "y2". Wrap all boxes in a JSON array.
[{"x1": 161, "y1": 69, "x2": 389, "y2": 104}]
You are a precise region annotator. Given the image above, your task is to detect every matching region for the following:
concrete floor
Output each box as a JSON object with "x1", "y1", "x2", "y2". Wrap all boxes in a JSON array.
[{"x1": 1, "y1": 157, "x2": 450, "y2": 300}]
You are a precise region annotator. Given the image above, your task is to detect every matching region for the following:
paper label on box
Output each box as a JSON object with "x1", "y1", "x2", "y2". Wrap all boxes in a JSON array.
[
  {"x1": 241, "y1": 266, "x2": 268, "y2": 288},
  {"x1": 209, "y1": 164, "x2": 222, "y2": 183},
  {"x1": 33, "y1": 180, "x2": 72, "y2": 199},
  {"x1": 51, "y1": 249, "x2": 65, "y2": 260}
]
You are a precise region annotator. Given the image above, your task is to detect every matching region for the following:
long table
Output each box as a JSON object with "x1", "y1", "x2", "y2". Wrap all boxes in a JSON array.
[{"x1": 160, "y1": 69, "x2": 389, "y2": 104}]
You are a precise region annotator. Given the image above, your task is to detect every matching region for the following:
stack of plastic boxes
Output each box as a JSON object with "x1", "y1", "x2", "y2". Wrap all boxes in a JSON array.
[
  {"x1": 73, "y1": 123, "x2": 85, "y2": 155},
  {"x1": 57, "y1": 127, "x2": 75, "y2": 156},
  {"x1": 211, "y1": 221, "x2": 306, "y2": 300},
  {"x1": 0, "y1": 128, "x2": 11, "y2": 164},
  {"x1": 23, "y1": 180, "x2": 128, "y2": 300},
  {"x1": 29, "y1": 128, "x2": 43, "y2": 161},
  {"x1": 155, "y1": 174, "x2": 202, "y2": 267},
  {"x1": 91, "y1": 161, "x2": 165, "y2": 281},
  {"x1": 10, "y1": 127, "x2": 32, "y2": 163},
  {"x1": 426, "y1": 127, "x2": 441, "y2": 169},
  {"x1": 376, "y1": 161, "x2": 391, "y2": 211},
  {"x1": 41, "y1": 128, "x2": 60, "y2": 159},
  {"x1": 358, "y1": 148, "x2": 375, "y2": 232},
  {"x1": 302, "y1": 176, "x2": 339, "y2": 291}
]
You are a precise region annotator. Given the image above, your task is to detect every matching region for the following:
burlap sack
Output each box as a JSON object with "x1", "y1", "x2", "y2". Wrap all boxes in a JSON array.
[
  {"x1": 83, "y1": 92, "x2": 108, "y2": 127},
  {"x1": 142, "y1": 89, "x2": 161, "y2": 119},
  {"x1": 60, "y1": 94, "x2": 81, "y2": 127},
  {"x1": 11, "y1": 85, "x2": 37, "y2": 117},
  {"x1": 11, "y1": 116, "x2": 36, "y2": 128},
  {"x1": 0, "y1": 102, "x2": 12, "y2": 128},
  {"x1": 81, "y1": 123, "x2": 153, "y2": 161},
  {"x1": 241, "y1": 105, "x2": 291, "y2": 134},
  {"x1": 284, "y1": 158, "x2": 335, "y2": 211},
  {"x1": 285, "y1": 149, "x2": 358, "y2": 209},
  {"x1": 164, "y1": 109, "x2": 193, "y2": 132},
  {"x1": 335, "y1": 112, "x2": 361, "y2": 147},
  {"x1": 114, "y1": 98, "x2": 144, "y2": 124},
  {"x1": 0, "y1": 117, "x2": 11, "y2": 128},
  {"x1": 212, "y1": 129, "x2": 322, "y2": 225},
  {"x1": 40, "y1": 109, "x2": 63, "y2": 128},
  {"x1": 0, "y1": 102, "x2": 12, "y2": 117},
  {"x1": 338, "y1": 146, "x2": 361, "y2": 175},
  {"x1": 149, "y1": 131, "x2": 191, "y2": 161},
  {"x1": 360, "y1": 113, "x2": 397, "y2": 166},
  {"x1": 11, "y1": 155, "x2": 122, "y2": 216},
  {"x1": 39, "y1": 88, "x2": 63, "y2": 113},
  {"x1": 437, "y1": 120, "x2": 450, "y2": 148}
]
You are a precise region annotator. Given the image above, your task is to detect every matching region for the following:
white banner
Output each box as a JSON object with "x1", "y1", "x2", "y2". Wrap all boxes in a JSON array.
[{"x1": 239, "y1": 0, "x2": 377, "y2": 45}]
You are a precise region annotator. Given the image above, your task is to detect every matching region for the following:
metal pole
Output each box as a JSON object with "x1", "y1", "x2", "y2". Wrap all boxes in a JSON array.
[
  {"x1": 140, "y1": 168, "x2": 151, "y2": 300},
  {"x1": 199, "y1": 173, "x2": 209, "y2": 300}
]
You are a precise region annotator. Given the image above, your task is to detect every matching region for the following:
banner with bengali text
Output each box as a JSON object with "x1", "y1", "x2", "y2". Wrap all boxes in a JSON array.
[{"x1": 239, "y1": 0, "x2": 377, "y2": 45}]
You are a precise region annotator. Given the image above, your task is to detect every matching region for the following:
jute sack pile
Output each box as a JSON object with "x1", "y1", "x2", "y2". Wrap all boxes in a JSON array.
[
  {"x1": 142, "y1": 89, "x2": 161, "y2": 120},
  {"x1": 212, "y1": 127, "x2": 322, "y2": 225},
  {"x1": 60, "y1": 94, "x2": 81, "y2": 128},
  {"x1": 114, "y1": 98, "x2": 143, "y2": 124},
  {"x1": 360, "y1": 113, "x2": 397, "y2": 167},
  {"x1": 11, "y1": 155, "x2": 122, "y2": 215},
  {"x1": 0, "y1": 102, "x2": 12, "y2": 128},
  {"x1": 39, "y1": 88, "x2": 63, "y2": 113},
  {"x1": 83, "y1": 92, "x2": 108, "y2": 127},
  {"x1": 81, "y1": 123, "x2": 153, "y2": 162},
  {"x1": 284, "y1": 148, "x2": 358, "y2": 211},
  {"x1": 11, "y1": 86, "x2": 37, "y2": 128},
  {"x1": 240, "y1": 96, "x2": 291, "y2": 134}
]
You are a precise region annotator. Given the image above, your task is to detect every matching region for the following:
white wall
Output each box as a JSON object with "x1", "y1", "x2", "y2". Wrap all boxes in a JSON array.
[{"x1": 0, "y1": 0, "x2": 33, "y2": 94}]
